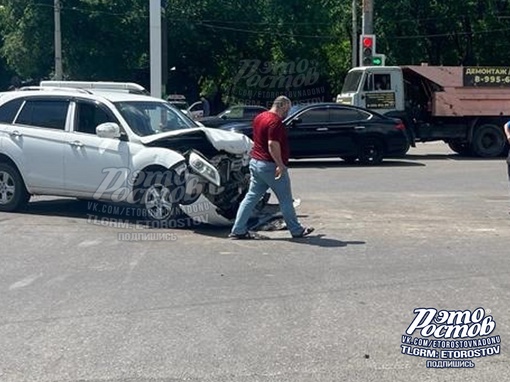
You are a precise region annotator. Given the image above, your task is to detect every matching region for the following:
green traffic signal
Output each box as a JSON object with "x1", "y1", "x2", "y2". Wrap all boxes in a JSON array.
[{"x1": 372, "y1": 57, "x2": 382, "y2": 66}]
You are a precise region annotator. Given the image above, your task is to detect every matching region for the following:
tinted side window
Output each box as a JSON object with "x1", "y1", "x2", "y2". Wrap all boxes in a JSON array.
[
  {"x1": 226, "y1": 107, "x2": 243, "y2": 119},
  {"x1": 16, "y1": 100, "x2": 69, "y2": 130},
  {"x1": 0, "y1": 99, "x2": 24, "y2": 123},
  {"x1": 299, "y1": 108, "x2": 329, "y2": 123},
  {"x1": 75, "y1": 102, "x2": 115, "y2": 134},
  {"x1": 245, "y1": 108, "x2": 264, "y2": 118},
  {"x1": 330, "y1": 108, "x2": 369, "y2": 122}
]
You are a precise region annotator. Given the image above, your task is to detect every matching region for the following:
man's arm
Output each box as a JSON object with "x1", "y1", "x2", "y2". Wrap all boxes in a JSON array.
[
  {"x1": 505, "y1": 122, "x2": 510, "y2": 142},
  {"x1": 268, "y1": 140, "x2": 286, "y2": 169}
]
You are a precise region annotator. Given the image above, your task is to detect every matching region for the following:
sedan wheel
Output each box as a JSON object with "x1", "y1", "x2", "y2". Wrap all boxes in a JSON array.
[
  {"x1": 359, "y1": 139, "x2": 384, "y2": 165},
  {"x1": 0, "y1": 164, "x2": 30, "y2": 212}
]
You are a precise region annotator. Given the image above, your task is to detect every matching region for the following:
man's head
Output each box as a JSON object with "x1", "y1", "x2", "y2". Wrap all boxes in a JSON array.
[{"x1": 270, "y1": 95, "x2": 292, "y2": 118}]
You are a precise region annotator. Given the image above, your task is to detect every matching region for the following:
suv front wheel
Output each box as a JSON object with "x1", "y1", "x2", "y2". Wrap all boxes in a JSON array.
[{"x1": 0, "y1": 163, "x2": 30, "y2": 212}]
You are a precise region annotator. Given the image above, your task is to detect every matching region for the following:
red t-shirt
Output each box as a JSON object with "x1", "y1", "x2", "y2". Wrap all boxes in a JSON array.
[{"x1": 250, "y1": 111, "x2": 290, "y2": 165}]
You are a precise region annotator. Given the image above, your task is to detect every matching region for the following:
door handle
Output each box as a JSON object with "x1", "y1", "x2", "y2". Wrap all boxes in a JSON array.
[
  {"x1": 316, "y1": 127, "x2": 329, "y2": 131},
  {"x1": 70, "y1": 140, "x2": 84, "y2": 148},
  {"x1": 9, "y1": 130, "x2": 22, "y2": 137},
  {"x1": 354, "y1": 126, "x2": 366, "y2": 130}
]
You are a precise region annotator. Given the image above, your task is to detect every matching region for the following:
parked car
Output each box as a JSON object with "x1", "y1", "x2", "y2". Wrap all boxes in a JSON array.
[
  {"x1": 187, "y1": 101, "x2": 205, "y2": 120},
  {"x1": 0, "y1": 82, "x2": 256, "y2": 226},
  {"x1": 221, "y1": 103, "x2": 410, "y2": 165},
  {"x1": 198, "y1": 105, "x2": 267, "y2": 128},
  {"x1": 166, "y1": 94, "x2": 189, "y2": 112}
]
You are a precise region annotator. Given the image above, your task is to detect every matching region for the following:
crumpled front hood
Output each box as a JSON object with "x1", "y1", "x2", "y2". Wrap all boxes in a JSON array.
[{"x1": 140, "y1": 127, "x2": 253, "y2": 154}]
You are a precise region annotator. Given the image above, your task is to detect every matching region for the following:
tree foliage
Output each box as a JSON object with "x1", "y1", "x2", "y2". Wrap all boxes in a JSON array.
[{"x1": 1, "y1": 0, "x2": 510, "y2": 102}]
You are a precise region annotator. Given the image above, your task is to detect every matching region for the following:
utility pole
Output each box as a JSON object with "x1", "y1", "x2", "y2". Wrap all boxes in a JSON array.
[
  {"x1": 54, "y1": 0, "x2": 63, "y2": 80},
  {"x1": 352, "y1": 0, "x2": 357, "y2": 67},
  {"x1": 149, "y1": 0, "x2": 162, "y2": 98},
  {"x1": 362, "y1": 0, "x2": 373, "y2": 35}
]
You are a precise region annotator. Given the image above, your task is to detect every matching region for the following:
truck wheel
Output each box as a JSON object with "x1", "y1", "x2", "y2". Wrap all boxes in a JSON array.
[
  {"x1": 471, "y1": 124, "x2": 506, "y2": 157},
  {"x1": 447, "y1": 140, "x2": 471, "y2": 156},
  {"x1": 0, "y1": 163, "x2": 30, "y2": 212},
  {"x1": 359, "y1": 139, "x2": 384, "y2": 165}
]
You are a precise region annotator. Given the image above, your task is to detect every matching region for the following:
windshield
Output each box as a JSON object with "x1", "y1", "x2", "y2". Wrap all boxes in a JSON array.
[
  {"x1": 115, "y1": 101, "x2": 198, "y2": 136},
  {"x1": 341, "y1": 71, "x2": 364, "y2": 93}
]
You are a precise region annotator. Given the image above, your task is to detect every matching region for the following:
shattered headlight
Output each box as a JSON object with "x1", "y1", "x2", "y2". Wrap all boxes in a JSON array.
[
  {"x1": 241, "y1": 152, "x2": 250, "y2": 166},
  {"x1": 189, "y1": 151, "x2": 221, "y2": 187}
]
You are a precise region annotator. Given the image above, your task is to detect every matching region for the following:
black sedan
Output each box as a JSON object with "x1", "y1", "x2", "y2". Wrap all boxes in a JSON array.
[
  {"x1": 221, "y1": 103, "x2": 410, "y2": 165},
  {"x1": 198, "y1": 105, "x2": 267, "y2": 128}
]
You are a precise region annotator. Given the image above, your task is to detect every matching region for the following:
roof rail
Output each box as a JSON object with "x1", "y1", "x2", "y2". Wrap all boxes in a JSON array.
[
  {"x1": 39, "y1": 81, "x2": 149, "y2": 95},
  {"x1": 19, "y1": 86, "x2": 93, "y2": 94}
]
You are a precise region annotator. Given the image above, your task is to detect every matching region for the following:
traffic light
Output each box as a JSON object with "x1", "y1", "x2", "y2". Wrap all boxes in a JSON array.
[
  {"x1": 372, "y1": 54, "x2": 385, "y2": 66},
  {"x1": 360, "y1": 34, "x2": 375, "y2": 66}
]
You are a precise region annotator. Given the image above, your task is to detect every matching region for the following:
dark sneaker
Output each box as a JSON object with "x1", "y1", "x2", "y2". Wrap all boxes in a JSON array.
[
  {"x1": 228, "y1": 232, "x2": 256, "y2": 240},
  {"x1": 292, "y1": 226, "x2": 315, "y2": 238}
]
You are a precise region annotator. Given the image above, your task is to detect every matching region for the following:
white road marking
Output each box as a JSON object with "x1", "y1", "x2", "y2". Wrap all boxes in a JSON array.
[
  {"x1": 77, "y1": 240, "x2": 102, "y2": 248},
  {"x1": 9, "y1": 273, "x2": 43, "y2": 290}
]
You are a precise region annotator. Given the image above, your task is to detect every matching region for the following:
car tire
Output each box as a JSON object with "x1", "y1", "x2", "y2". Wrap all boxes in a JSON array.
[
  {"x1": 358, "y1": 139, "x2": 384, "y2": 165},
  {"x1": 136, "y1": 168, "x2": 184, "y2": 222},
  {"x1": 0, "y1": 163, "x2": 30, "y2": 212},
  {"x1": 471, "y1": 124, "x2": 506, "y2": 158}
]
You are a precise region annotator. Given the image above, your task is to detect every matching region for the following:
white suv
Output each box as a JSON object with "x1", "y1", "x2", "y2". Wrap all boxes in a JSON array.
[{"x1": 0, "y1": 83, "x2": 254, "y2": 226}]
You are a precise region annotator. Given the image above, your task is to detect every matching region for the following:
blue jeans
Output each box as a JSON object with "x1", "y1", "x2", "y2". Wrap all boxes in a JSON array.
[{"x1": 231, "y1": 159, "x2": 303, "y2": 236}]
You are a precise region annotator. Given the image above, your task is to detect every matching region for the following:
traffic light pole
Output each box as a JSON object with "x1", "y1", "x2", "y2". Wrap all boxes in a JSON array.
[
  {"x1": 362, "y1": 0, "x2": 373, "y2": 35},
  {"x1": 150, "y1": 0, "x2": 162, "y2": 98},
  {"x1": 352, "y1": 0, "x2": 358, "y2": 67},
  {"x1": 54, "y1": 0, "x2": 63, "y2": 80}
]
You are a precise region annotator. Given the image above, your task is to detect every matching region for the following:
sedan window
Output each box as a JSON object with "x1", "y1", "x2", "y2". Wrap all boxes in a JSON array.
[
  {"x1": 245, "y1": 108, "x2": 265, "y2": 119},
  {"x1": 329, "y1": 108, "x2": 369, "y2": 122},
  {"x1": 298, "y1": 108, "x2": 329, "y2": 124},
  {"x1": 15, "y1": 100, "x2": 69, "y2": 130}
]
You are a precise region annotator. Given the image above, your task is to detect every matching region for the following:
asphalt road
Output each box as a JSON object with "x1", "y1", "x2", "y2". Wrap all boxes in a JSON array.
[{"x1": 0, "y1": 143, "x2": 509, "y2": 382}]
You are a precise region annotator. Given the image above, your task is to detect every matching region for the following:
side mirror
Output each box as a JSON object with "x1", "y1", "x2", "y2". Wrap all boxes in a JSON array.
[
  {"x1": 96, "y1": 122, "x2": 121, "y2": 139},
  {"x1": 220, "y1": 114, "x2": 227, "y2": 119}
]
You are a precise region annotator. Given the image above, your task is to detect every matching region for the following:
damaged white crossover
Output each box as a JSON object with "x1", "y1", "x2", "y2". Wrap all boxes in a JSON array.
[{"x1": 0, "y1": 83, "x2": 257, "y2": 225}]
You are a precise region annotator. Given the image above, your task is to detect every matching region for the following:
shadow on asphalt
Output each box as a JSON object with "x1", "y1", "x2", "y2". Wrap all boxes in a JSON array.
[
  {"x1": 289, "y1": 159, "x2": 424, "y2": 168},
  {"x1": 405, "y1": 153, "x2": 506, "y2": 161},
  {"x1": 289, "y1": 152, "x2": 508, "y2": 168},
  {"x1": 16, "y1": 198, "x2": 195, "y2": 229},
  {"x1": 193, "y1": 226, "x2": 365, "y2": 248}
]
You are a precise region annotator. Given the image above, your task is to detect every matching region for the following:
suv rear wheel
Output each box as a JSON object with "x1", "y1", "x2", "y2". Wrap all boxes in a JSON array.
[{"x1": 0, "y1": 163, "x2": 30, "y2": 212}]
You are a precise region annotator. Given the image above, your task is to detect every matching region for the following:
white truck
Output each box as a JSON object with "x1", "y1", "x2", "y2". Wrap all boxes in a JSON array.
[{"x1": 337, "y1": 65, "x2": 510, "y2": 157}]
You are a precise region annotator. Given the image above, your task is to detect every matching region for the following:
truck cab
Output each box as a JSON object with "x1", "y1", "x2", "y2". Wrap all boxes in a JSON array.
[
  {"x1": 337, "y1": 65, "x2": 510, "y2": 157},
  {"x1": 336, "y1": 66, "x2": 405, "y2": 115}
]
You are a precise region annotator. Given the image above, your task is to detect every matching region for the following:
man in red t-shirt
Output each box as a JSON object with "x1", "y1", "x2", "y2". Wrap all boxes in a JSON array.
[{"x1": 229, "y1": 96, "x2": 314, "y2": 239}]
